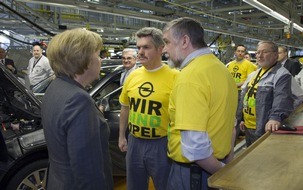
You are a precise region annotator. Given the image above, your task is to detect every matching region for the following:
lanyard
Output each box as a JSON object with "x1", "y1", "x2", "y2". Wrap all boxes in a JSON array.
[
  {"x1": 247, "y1": 63, "x2": 276, "y2": 98},
  {"x1": 32, "y1": 56, "x2": 42, "y2": 71}
]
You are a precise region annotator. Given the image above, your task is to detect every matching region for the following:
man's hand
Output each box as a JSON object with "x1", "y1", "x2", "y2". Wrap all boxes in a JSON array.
[
  {"x1": 239, "y1": 121, "x2": 245, "y2": 132},
  {"x1": 118, "y1": 137, "x2": 128, "y2": 152},
  {"x1": 6, "y1": 65, "x2": 14, "y2": 71},
  {"x1": 236, "y1": 82, "x2": 244, "y2": 88},
  {"x1": 265, "y1": 120, "x2": 281, "y2": 132}
]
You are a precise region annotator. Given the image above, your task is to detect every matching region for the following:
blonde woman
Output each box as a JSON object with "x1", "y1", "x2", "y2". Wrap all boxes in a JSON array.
[{"x1": 42, "y1": 28, "x2": 113, "y2": 190}]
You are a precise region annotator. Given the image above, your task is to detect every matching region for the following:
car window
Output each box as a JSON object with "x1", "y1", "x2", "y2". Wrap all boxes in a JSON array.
[
  {"x1": 32, "y1": 75, "x2": 55, "y2": 93},
  {"x1": 92, "y1": 70, "x2": 122, "y2": 112},
  {"x1": 94, "y1": 71, "x2": 121, "y2": 101},
  {"x1": 105, "y1": 87, "x2": 122, "y2": 111}
]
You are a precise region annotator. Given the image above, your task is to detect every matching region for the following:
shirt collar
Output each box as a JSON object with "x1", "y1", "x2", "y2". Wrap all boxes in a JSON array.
[
  {"x1": 280, "y1": 58, "x2": 287, "y2": 66},
  {"x1": 180, "y1": 48, "x2": 212, "y2": 69}
]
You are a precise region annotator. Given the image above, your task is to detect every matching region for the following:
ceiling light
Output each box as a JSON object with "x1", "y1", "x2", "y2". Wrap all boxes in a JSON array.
[
  {"x1": 293, "y1": 23, "x2": 303, "y2": 31},
  {"x1": 243, "y1": 0, "x2": 303, "y2": 32}
]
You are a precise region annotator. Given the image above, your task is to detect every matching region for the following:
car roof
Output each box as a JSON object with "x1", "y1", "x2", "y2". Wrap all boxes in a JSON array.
[{"x1": 88, "y1": 66, "x2": 124, "y2": 98}]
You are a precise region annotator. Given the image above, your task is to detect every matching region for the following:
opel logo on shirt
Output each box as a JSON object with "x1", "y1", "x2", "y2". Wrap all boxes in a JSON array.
[
  {"x1": 233, "y1": 65, "x2": 239, "y2": 72},
  {"x1": 138, "y1": 82, "x2": 154, "y2": 97}
]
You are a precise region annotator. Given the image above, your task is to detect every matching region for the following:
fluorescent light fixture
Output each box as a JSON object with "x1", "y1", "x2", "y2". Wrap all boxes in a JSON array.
[
  {"x1": 294, "y1": 23, "x2": 303, "y2": 31},
  {"x1": 270, "y1": 11, "x2": 289, "y2": 24},
  {"x1": 243, "y1": 0, "x2": 303, "y2": 32},
  {"x1": 243, "y1": 0, "x2": 272, "y2": 13}
]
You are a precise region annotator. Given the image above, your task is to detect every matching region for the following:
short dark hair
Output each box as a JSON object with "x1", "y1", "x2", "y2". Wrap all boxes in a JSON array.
[
  {"x1": 244, "y1": 52, "x2": 251, "y2": 57},
  {"x1": 235, "y1": 44, "x2": 246, "y2": 51},
  {"x1": 32, "y1": 42, "x2": 42, "y2": 48}
]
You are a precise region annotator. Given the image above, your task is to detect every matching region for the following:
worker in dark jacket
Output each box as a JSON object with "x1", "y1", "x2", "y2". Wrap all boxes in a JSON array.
[
  {"x1": 42, "y1": 28, "x2": 113, "y2": 190},
  {"x1": 278, "y1": 46, "x2": 301, "y2": 76},
  {"x1": 0, "y1": 48, "x2": 17, "y2": 74}
]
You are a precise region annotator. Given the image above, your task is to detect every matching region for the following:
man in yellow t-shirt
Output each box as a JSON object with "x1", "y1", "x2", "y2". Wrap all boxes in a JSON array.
[
  {"x1": 227, "y1": 45, "x2": 257, "y2": 140},
  {"x1": 227, "y1": 45, "x2": 257, "y2": 90},
  {"x1": 163, "y1": 17, "x2": 237, "y2": 190},
  {"x1": 119, "y1": 27, "x2": 179, "y2": 190}
]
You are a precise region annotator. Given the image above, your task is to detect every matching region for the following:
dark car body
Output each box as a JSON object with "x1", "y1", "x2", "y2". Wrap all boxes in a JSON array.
[
  {"x1": 32, "y1": 59, "x2": 123, "y2": 94},
  {"x1": 0, "y1": 62, "x2": 125, "y2": 189}
]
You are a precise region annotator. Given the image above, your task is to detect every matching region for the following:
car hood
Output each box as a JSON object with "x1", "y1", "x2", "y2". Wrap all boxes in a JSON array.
[{"x1": 0, "y1": 64, "x2": 41, "y2": 108}]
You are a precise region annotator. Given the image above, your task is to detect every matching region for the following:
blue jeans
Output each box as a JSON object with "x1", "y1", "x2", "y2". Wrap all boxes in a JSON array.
[
  {"x1": 126, "y1": 135, "x2": 171, "y2": 190},
  {"x1": 166, "y1": 162, "x2": 217, "y2": 190},
  {"x1": 244, "y1": 127, "x2": 261, "y2": 147}
]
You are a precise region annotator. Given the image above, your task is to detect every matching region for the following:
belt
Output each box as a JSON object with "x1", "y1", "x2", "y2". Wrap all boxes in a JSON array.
[
  {"x1": 174, "y1": 161, "x2": 197, "y2": 168},
  {"x1": 174, "y1": 158, "x2": 225, "y2": 168}
]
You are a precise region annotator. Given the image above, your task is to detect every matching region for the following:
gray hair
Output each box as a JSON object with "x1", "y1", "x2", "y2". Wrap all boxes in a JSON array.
[
  {"x1": 122, "y1": 48, "x2": 137, "y2": 58},
  {"x1": 163, "y1": 17, "x2": 207, "y2": 48},
  {"x1": 257, "y1": 41, "x2": 278, "y2": 52},
  {"x1": 135, "y1": 27, "x2": 165, "y2": 48}
]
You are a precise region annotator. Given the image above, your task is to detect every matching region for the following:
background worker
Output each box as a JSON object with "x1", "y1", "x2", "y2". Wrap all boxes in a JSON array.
[
  {"x1": 163, "y1": 17, "x2": 237, "y2": 190},
  {"x1": 120, "y1": 48, "x2": 138, "y2": 86},
  {"x1": 0, "y1": 48, "x2": 17, "y2": 74},
  {"x1": 27, "y1": 44, "x2": 54, "y2": 89},
  {"x1": 227, "y1": 44, "x2": 257, "y2": 90},
  {"x1": 227, "y1": 44, "x2": 257, "y2": 140},
  {"x1": 278, "y1": 46, "x2": 301, "y2": 76},
  {"x1": 244, "y1": 52, "x2": 252, "y2": 62},
  {"x1": 119, "y1": 27, "x2": 179, "y2": 190},
  {"x1": 238, "y1": 41, "x2": 294, "y2": 146}
]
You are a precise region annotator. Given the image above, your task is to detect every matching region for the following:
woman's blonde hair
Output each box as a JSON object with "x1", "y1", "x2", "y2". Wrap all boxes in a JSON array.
[{"x1": 47, "y1": 28, "x2": 103, "y2": 78}]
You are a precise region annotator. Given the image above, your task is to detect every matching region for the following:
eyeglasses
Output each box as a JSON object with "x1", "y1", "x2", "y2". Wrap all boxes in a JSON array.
[
  {"x1": 122, "y1": 57, "x2": 134, "y2": 61},
  {"x1": 255, "y1": 50, "x2": 275, "y2": 56}
]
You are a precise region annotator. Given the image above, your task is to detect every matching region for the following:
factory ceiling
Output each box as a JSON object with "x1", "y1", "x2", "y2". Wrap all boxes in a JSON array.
[{"x1": 0, "y1": 0, "x2": 303, "y2": 49}]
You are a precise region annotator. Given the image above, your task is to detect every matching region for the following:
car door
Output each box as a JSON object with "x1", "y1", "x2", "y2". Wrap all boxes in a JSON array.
[{"x1": 89, "y1": 69, "x2": 126, "y2": 176}]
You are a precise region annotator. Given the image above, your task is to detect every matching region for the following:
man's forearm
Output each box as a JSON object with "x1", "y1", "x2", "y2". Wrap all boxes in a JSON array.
[
  {"x1": 119, "y1": 105, "x2": 129, "y2": 138},
  {"x1": 225, "y1": 127, "x2": 236, "y2": 163},
  {"x1": 237, "y1": 82, "x2": 244, "y2": 88},
  {"x1": 195, "y1": 155, "x2": 224, "y2": 174}
]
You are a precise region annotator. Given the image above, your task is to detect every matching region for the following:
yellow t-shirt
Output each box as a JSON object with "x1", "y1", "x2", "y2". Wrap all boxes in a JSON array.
[
  {"x1": 243, "y1": 68, "x2": 270, "y2": 129},
  {"x1": 168, "y1": 55, "x2": 238, "y2": 162},
  {"x1": 227, "y1": 59, "x2": 257, "y2": 90},
  {"x1": 119, "y1": 64, "x2": 179, "y2": 139}
]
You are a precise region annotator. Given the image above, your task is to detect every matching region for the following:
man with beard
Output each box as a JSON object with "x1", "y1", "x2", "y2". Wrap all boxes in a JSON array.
[
  {"x1": 238, "y1": 41, "x2": 294, "y2": 146},
  {"x1": 163, "y1": 17, "x2": 237, "y2": 190},
  {"x1": 119, "y1": 27, "x2": 179, "y2": 190},
  {"x1": 27, "y1": 44, "x2": 54, "y2": 89}
]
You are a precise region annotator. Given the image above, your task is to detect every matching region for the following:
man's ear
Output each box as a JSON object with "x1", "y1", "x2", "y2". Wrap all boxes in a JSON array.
[{"x1": 182, "y1": 35, "x2": 190, "y2": 49}]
